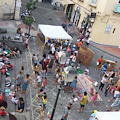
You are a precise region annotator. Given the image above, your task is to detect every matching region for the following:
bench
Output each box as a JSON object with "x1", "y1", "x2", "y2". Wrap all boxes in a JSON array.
[{"x1": 3, "y1": 13, "x2": 14, "y2": 20}]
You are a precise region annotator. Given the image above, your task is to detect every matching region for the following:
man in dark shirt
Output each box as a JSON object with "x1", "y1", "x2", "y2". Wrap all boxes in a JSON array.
[
  {"x1": 13, "y1": 47, "x2": 20, "y2": 57},
  {"x1": 16, "y1": 97, "x2": 24, "y2": 113}
]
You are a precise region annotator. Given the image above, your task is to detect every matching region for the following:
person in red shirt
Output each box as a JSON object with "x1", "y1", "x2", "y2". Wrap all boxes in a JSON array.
[
  {"x1": 8, "y1": 63, "x2": 13, "y2": 70},
  {"x1": 95, "y1": 56, "x2": 103, "y2": 71},
  {"x1": 43, "y1": 59, "x2": 49, "y2": 75},
  {"x1": 0, "y1": 106, "x2": 6, "y2": 116},
  {"x1": 0, "y1": 93, "x2": 3, "y2": 100}
]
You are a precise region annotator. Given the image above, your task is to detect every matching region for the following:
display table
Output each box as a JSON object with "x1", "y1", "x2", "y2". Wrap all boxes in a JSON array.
[{"x1": 101, "y1": 59, "x2": 116, "y2": 71}]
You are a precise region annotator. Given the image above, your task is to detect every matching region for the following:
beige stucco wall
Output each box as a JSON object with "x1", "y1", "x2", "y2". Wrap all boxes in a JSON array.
[
  {"x1": 102, "y1": 15, "x2": 120, "y2": 46},
  {"x1": 90, "y1": 15, "x2": 108, "y2": 44},
  {"x1": 103, "y1": 0, "x2": 118, "y2": 15},
  {"x1": 0, "y1": 0, "x2": 21, "y2": 20},
  {"x1": 0, "y1": 0, "x2": 15, "y2": 18}
]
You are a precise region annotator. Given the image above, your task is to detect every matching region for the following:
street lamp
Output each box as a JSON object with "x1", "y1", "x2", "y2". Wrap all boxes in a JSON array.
[
  {"x1": 50, "y1": 52, "x2": 67, "y2": 120},
  {"x1": 50, "y1": 84, "x2": 63, "y2": 120}
]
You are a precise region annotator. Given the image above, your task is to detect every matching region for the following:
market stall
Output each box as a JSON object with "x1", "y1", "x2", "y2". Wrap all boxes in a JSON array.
[
  {"x1": 37, "y1": 24, "x2": 72, "y2": 53},
  {"x1": 100, "y1": 59, "x2": 116, "y2": 71},
  {"x1": 96, "y1": 111, "x2": 120, "y2": 120}
]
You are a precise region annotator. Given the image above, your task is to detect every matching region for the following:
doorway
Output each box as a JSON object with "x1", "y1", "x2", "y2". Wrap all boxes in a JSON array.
[
  {"x1": 66, "y1": 4, "x2": 73, "y2": 20},
  {"x1": 72, "y1": 10, "x2": 81, "y2": 26}
]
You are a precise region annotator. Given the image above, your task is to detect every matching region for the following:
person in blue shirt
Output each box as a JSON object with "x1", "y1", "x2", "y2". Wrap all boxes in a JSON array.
[{"x1": 100, "y1": 62, "x2": 109, "y2": 76}]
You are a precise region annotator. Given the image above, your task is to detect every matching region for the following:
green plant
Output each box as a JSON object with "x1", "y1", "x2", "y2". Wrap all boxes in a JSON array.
[
  {"x1": 23, "y1": 0, "x2": 38, "y2": 34},
  {"x1": 23, "y1": 16, "x2": 36, "y2": 33},
  {"x1": 26, "y1": 0, "x2": 38, "y2": 10}
]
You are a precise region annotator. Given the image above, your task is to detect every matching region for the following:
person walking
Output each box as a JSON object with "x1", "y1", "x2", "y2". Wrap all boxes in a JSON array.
[
  {"x1": 107, "y1": 93, "x2": 120, "y2": 111},
  {"x1": 61, "y1": 106, "x2": 71, "y2": 120},
  {"x1": 78, "y1": 91, "x2": 88, "y2": 112},
  {"x1": 99, "y1": 75, "x2": 108, "y2": 91},
  {"x1": 70, "y1": 76, "x2": 77, "y2": 92},
  {"x1": 21, "y1": 74, "x2": 30, "y2": 95},
  {"x1": 104, "y1": 80, "x2": 112, "y2": 97}
]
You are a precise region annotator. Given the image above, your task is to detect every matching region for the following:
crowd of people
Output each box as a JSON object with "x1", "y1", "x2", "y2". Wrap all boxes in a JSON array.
[
  {"x1": 0, "y1": 39, "x2": 30, "y2": 117},
  {"x1": 30, "y1": 31, "x2": 120, "y2": 119},
  {"x1": 0, "y1": 26, "x2": 120, "y2": 120}
]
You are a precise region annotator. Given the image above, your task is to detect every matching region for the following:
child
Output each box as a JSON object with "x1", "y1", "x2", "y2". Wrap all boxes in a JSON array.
[
  {"x1": 55, "y1": 65, "x2": 60, "y2": 75},
  {"x1": 7, "y1": 63, "x2": 13, "y2": 70},
  {"x1": 90, "y1": 86, "x2": 94, "y2": 96},
  {"x1": 69, "y1": 95, "x2": 75, "y2": 108},
  {"x1": 42, "y1": 77, "x2": 47, "y2": 89},
  {"x1": 84, "y1": 67, "x2": 89, "y2": 75},
  {"x1": 11, "y1": 95, "x2": 18, "y2": 104},
  {"x1": 36, "y1": 73, "x2": 42, "y2": 88},
  {"x1": 92, "y1": 92, "x2": 98, "y2": 105},
  {"x1": 0, "y1": 106, "x2": 6, "y2": 116}
]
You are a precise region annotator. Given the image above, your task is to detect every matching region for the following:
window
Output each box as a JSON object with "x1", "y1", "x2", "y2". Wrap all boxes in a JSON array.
[
  {"x1": 91, "y1": 0, "x2": 97, "y2": 4},
  {"x1": 88, "y1": 0, "x2": 98, "y2": 7}
]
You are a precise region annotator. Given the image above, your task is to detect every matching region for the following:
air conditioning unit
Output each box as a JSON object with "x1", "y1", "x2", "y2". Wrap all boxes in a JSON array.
[
  {"x1": 89, "y1": 18, "x2": 95, "y2": 23},
  {"x1": 88, "y1": 0, "x2": 98, "y2": 7}
]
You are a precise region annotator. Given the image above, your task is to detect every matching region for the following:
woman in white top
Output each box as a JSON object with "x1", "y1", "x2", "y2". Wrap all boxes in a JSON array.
[
  {"x1": 24, "y1": 37, "x2": 29, "y2": 51},
  {"x1": 99, "y1": 75, "x2": 108, "y2": 91}
]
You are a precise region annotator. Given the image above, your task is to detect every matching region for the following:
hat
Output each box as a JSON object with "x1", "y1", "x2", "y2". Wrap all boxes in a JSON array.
[{"x1": 73, "y1": 45, "x2": 76, "y2": 47}]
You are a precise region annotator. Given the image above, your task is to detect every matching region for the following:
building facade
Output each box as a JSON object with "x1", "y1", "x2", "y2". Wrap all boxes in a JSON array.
[
  {"x1": 64, "y1": 0, "x2": 120, "y2": 46},
  {"x1": 0, "y1": 0, "x2": 21, "y2": 20}
]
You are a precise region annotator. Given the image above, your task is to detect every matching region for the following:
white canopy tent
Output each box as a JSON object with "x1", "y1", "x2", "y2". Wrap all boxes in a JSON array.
[
  {"x1": 38, "y1": 24, "x2": 72, "y2": 42},
  {"x1": 96, "y1": 112, "x2": 120, "y2": 120}
]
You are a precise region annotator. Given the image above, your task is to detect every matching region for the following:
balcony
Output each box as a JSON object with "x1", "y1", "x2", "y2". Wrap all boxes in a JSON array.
[
  {"x1": 88, "y1": 0, "x2": 98, "y2": 7},
  {"x1": 114, "y1": 3, "x2": 120, "y2": 13}
]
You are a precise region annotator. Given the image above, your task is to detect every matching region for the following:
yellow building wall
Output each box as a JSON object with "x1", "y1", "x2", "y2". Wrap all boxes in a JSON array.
[
  {"x1": 102, "y1": 15, "x2": 120, "y2": 46},
  {"x1": 90, "y1": 15, "x2": 108, "y2": 44},
  {"x1": 0, "y1": 0, "x2": 15, "y2": 18},
  {"x1": 64, "y1": 0, "x2": 120, "y2": 46},
  {"x1": 104, "y1": 0, "x2": 118, "y2": 15},
  {"x1": 0, "y1": 0, "x2": 21, "y2": 20}
]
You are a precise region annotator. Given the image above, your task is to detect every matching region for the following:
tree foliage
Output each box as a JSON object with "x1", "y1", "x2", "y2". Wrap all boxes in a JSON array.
[
  {"x1": 26, "y1": 0, "x2": 38, "y2": 10},
  {"x1": 23, "y1": 16, "x2": 35, "y2": 26}
]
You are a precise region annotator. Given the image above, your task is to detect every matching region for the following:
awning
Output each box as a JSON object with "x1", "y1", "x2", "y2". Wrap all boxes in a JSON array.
[{"x1": 60, "y1": 0, "x2": 75, "y2": 6}]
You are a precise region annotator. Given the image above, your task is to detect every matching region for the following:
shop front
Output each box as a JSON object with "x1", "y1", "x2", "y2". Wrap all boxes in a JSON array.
[
  {"x1": 71, "y1": 6, "x2": 81, "y2": 27},
  {"x1": 81, "y1": 12, "x2": 96, "y2": 35},
  {"x1": 60, "y1": 0, "x2": 75, "y2": 20}
]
